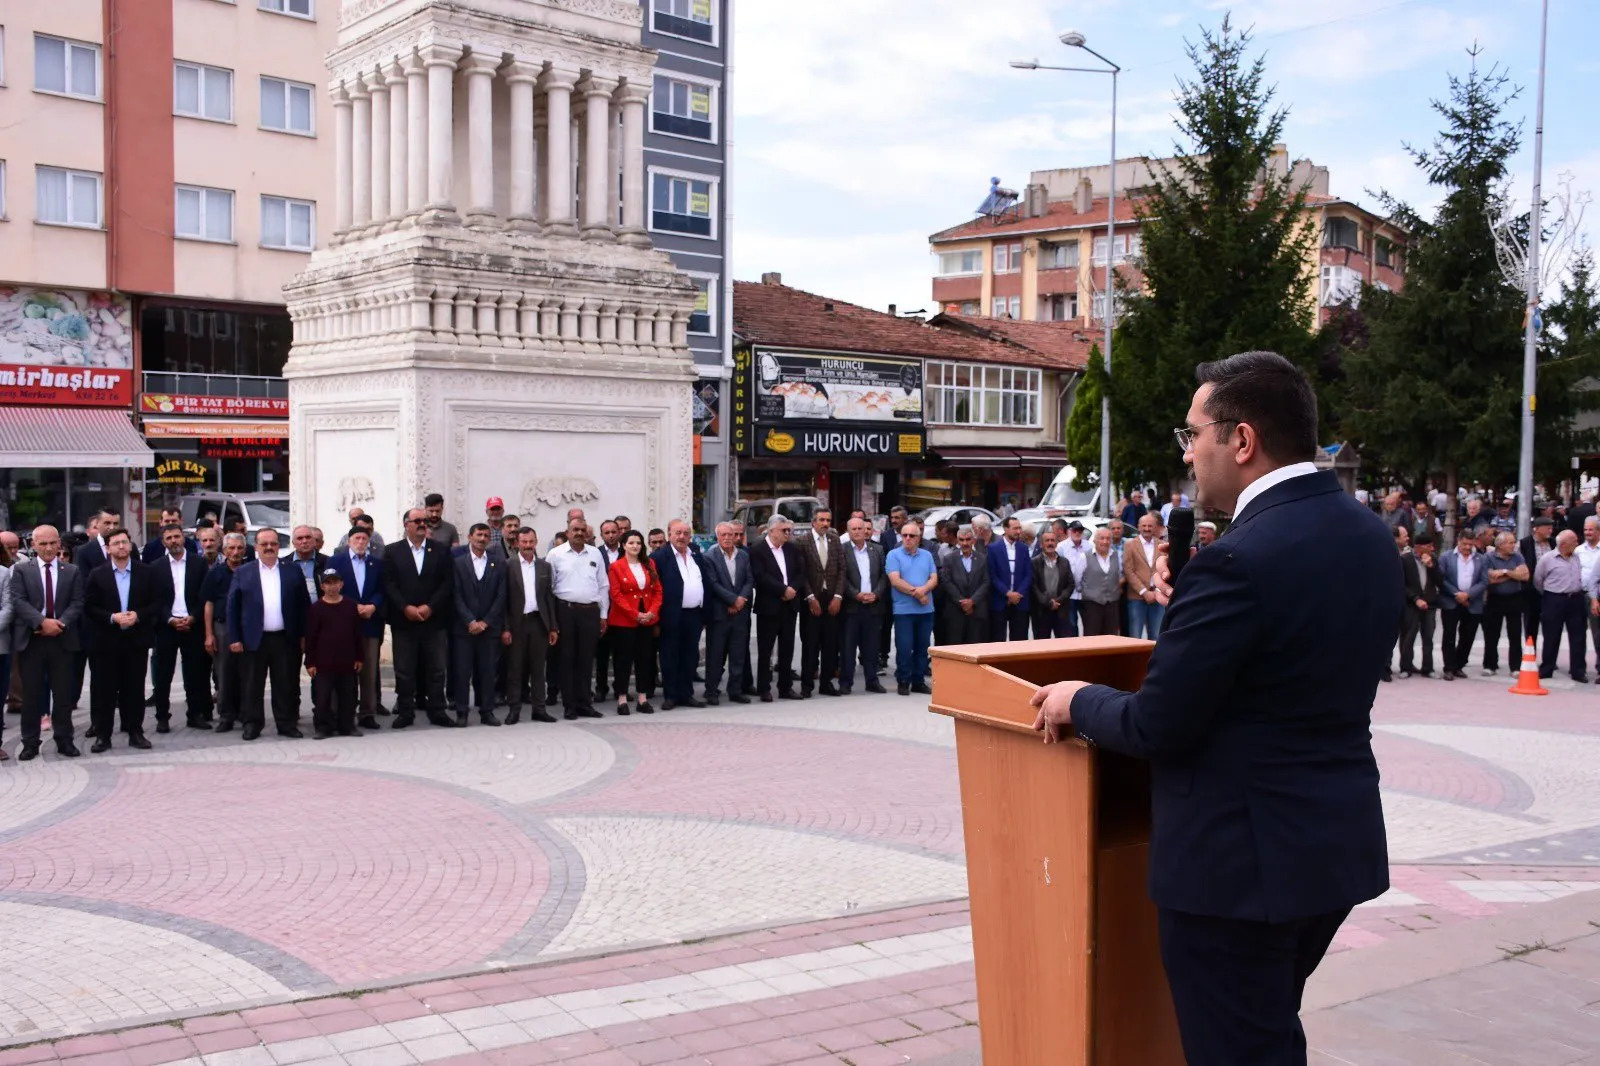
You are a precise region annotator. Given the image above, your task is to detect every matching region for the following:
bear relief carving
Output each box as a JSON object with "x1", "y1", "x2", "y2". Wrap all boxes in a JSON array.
[
  {"x1": 338, "y1": 476, "x2": 377, "y2": 511},
  {"x1": 520, "y1": 477, "x2": 602, "y2": 517}
]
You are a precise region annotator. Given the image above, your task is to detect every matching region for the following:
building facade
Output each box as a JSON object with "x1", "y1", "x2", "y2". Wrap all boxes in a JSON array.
[{"x1": 0, "y1": 0, "x2": 336, "y2": 537}]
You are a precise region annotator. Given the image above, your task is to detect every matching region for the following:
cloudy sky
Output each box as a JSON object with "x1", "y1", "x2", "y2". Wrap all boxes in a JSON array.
[{"x1": 729, "y1": 0, "x2": 1598, "y2": 314}]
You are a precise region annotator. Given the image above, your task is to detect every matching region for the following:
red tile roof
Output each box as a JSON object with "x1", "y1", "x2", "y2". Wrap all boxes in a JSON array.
[
  {"x1": 732, "y1": 280, "x2": 1085, "y2": 372},
  {"x1": 929, "y1": 194, "x2": 1145, "y2": 244},
  {"x1": 926, "y1": 314, "x2": 1095, "y2": 371}
]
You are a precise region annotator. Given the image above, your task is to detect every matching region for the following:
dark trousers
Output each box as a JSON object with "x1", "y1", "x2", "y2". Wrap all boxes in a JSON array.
[
  {"x1": 546, "y1": 637, "x2": 564, "y2": 705},
  {"x1": 878, "y1": 610, "x2": 893, "y2": 667},
  {"x1": 391, "y1": 624, "x2": 448, "y2": 717},
  {"x1": 556, "y1": 600, "x2": 601, "y2": 714},
  {"x1": 452, "y1": 631, "x2": 500, "y2": 715},
  {"x1": 1079, "y1": 599, "x2": 1121, "y2": 636},
  {"x1": 71, "y1": 647, "x2": 88, "y2": 709},
  {"x1": 989, "y1": 603, "x2": 1030, "y2": 641},
  {"x1": 445, "y1": 628, "x2": 459, "y2": 708},
  {"x1": 240, "y1": 630, "x2": 298, "y2": 730},
  {"x1": 1481, "y1": 594, "x2": 1524, "y2": 671},
  {"x1": 840, "y1": 609, "x2": 882, "y2": 689},
  {"x1": 659, "y1": 606, "x2": 704, "y2": 702},
  {"x1": 1159, "y1": 906, "x2": 1349, "y2": 1066},
  {"x1": 153, "y1": 623, "x2": 213, "y2": 723},
  {"x1": 1540, "y1": 591, "x2": 1588, "y2": 679},
  {"x1": 1524, "y1": 589, "x2": 1543, "y2": 645},
  {"x1": 595, "y1": 627, "x2": 613, "y2": 698},
  {"x1": 1032, "y1": 607, "x2": 1073, "y2": 639},
  {"x1": 1400, "y1": 606, "x2": 1436, "y2": 674},
  {"x1": 0, "y1": 653, "x2": 9, "y2": 737},
  {"x1": 504, "y1": 613, "x2": 550, "y2": 713},
  {"x1": 610, "y1": 624, "x2": 654, "y2": 698},
  {"x1": 18, "y1": 636, "x2": 76, "y2": 747},
  {"x1": 214, "y1": 636, "x2": 242, "y2": 725},
  {"x1": 943, "y1": 607, "x2": 987, "y2": 646},
  {"x1": 358, "y1": 635, "x2": 382, "y2": 713},
  {"x1": 1441, "y1": 609, "x2": 1480, "y2": 673},
  {"x1": 312, "y1": 671, "x2": 358, "y2": 734},
  {"x1": 756, "y1": 607, "x2": 799, "y2": 695},
  {"x1": 704, "y1": 612, "x2": 751, "y2": 698},
  {"x1": 799, "y1": 607, "x2": 841, "y2": 692},
  {"x1": 893, "y1": 613, "x2": 934, "y2": 684},
  {"x1": 90, "y1": 638, "x2": 148, "y2": 740}
]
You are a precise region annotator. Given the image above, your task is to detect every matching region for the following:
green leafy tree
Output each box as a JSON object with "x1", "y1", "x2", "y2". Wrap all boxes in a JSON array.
[
  {"x1": 1337, "y1": 53, "x2": 1526, "y2": 531},
  {"x1": 1536, "y1": 249, "x2": 1600, "y2": 480},
  {"x1": 1065, "y1": 17, "x2": 1317, "y2": 492}
]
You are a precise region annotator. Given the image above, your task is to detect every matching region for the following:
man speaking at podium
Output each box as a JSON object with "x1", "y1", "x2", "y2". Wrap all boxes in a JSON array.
[{"x1": 1031, "y1": 351, "x2": 1399, "y2": 1066}]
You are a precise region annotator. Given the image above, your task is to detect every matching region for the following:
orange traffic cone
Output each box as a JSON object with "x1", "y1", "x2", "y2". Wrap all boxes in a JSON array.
[{"x1": 1509, "y1": 637, "x2": 1548, "y2": 696}]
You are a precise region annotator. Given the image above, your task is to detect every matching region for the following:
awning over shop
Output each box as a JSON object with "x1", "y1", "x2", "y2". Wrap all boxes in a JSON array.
[
  {"x1": 0, "y1": 406, "x2": 156, "y2": 468},
  {"x1": 929, "y1": 446, "x2": 1069, "y2": 469},
  {"x1": 142, "y1": 419, "x2": 289, "y2": 439}
]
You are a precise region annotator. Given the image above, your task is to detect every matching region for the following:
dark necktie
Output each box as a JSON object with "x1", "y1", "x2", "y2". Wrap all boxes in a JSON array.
[{"x1": 44, "y1": 564, "x2": 55, "y2": 618}]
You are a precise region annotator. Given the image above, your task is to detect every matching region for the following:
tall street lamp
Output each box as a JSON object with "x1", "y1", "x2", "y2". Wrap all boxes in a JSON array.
[
  {"x1": 1516, "y1": 0, "x2": 1550, "y2": 538},
  {"x1": 1013, "y1": 31, "x2": 1121, "y2": 519}
]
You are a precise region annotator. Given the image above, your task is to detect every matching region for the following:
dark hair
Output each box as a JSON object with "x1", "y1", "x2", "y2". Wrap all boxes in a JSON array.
[
  {"x1": 1194, "y1": 350, "x2": 1318, "y2": 463},
  {"x1": 503, "y1": 513, "x2": 520, "y2": 524},
  {"x1": 353, "y1": 514, "x2": 375, "y2": 528},
  {"x1": 620, "y1": 529, "x2": 648, "y2": 560},
  {"x1": 552, "y1": 531, "x2": 568, "y2": 545},
  {"x1": 469, "y1": 522, "x2": 491, "y2": 535},
  {"x1": 196, "y1": 517, "x2": 216, "y2": 529},
  {"x1": 103, "y1": 527, "x2": 132, "y2": 546},
  {"x1": 226, "y1": 514, "x2": 246, "y2": 529},
  {"x1": 1415, "y1": 533, "x2": 1436, "y2": 547},
  {"x1": 614, "y1": 515, "x2": 631, "y2": 525},
  {"x1": 815, "y1": 508, "x2": 832, "y2": 521},
  {"x1": 1393, "y1": 526, "x2": 1408, "y2": 541},
  {"x1": 649, "y1": 527, "x2": 665, "y2": 538},
  {"x1": 160, "y1": 522, "x2": 184, "y2": 538},
  {"x1": 424, "y1": 493, "x2": 444, "y2": 507}
]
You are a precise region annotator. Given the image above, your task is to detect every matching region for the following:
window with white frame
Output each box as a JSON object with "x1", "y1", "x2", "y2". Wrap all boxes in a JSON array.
[
  {"x1": 957, "y1": 300, "x2": 979, "y2": 315},
  {"x1": 926, "y1": 361, "x2": 1041, "y2": 428},
  {"x1": 261, "y1": 194, "x2": 314, "y2": 250},
  {"x1": 259, "y1": 0, "x2": 313, "y2": 17},
  {"x1": 1091, "y1": 233, "x2": 1131, "y2": 266},
  {"x1": 990, "y1": 296, "x2": 1021, "y2": 319},
  {"x1": 652, "y1": 74, "x2": 715, "y2": 141},
  {"x1": 993, "y1": 242, "x2": 1022, "y2": 273},
  {"x1": 176, "y1": 185, "x2": 235, "y2": 242},
  {"x1": 260, "y1": 76, "x2": 314, "y2": 134},
  {"x1": 1320, "y1": 264, "x2": 1361, "y2": 307},
  {"x1": 686, "y1": 274, "x2": 716, "y2": 334},
  {"x1": 1043, "y1": 241, "x2": 1079, "y2": 269},
  {"x1": 35, "y1": 166, "x2": 101, "y2": 227},
  {"x1": 650, "y1": 170, "x2": 714, "y2": 237},
  {"x1": 0, "y1": 161, "x2": 7, "y2": 219},
  {"x1": 652, "y1": 0, "x2": 714, "y2": 43},
  {"x1": 1091, "y1": 291, "x2": 1116, "y2": 322},
  {"x1": 175, "y1": 61, "x2": 233, "y2": 121},
  {"x1": 1, "y1": 27, "x2": 7, "y2": 87},
  {"x1": 936, "y1": 249, "x2": 982, "y2": 276},
  {"x1": 34, "y1": 34, "x2": 99, "y2": 99},
  {"x1": 1041, "y1": 293, "x2": 1077, "y2": 321},
  {"x1": 1323, "y1": 216, "x2": 1360, "y2": 251}
]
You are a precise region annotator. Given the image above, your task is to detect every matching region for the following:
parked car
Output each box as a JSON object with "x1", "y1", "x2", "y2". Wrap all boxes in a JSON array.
[
  {"x1": 732, "y1": 496, "x2": 824, "y2": 541},
  {"x1": 911, "y1": 505, "x2": 1001, "y2": 535},
  {"x1": 178, "y1": 492, "x2": 291, "y2": 538}
]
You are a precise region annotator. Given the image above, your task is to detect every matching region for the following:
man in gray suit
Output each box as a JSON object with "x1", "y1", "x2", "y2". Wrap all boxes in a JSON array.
[
  {"x1": 938, "y1": 527, "x2": 989, "y2": 645},
  {"x1": 503, "y1": 527, "x2": 559, "y2": 724},
  {"x1": 840, "y1": 516, "x2": 889, "y2": 693},
  {"x1": 703, "y1": 521, "x2": 754, "y2": 706},
  {"x1": 10, "y1": 525, "x2": 85, "y2": 759}
]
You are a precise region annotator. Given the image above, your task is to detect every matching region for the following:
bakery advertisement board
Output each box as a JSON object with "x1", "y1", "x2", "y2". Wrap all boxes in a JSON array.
[{"x1": 752, "y1": 349, "x2": 922, "y2": 426}]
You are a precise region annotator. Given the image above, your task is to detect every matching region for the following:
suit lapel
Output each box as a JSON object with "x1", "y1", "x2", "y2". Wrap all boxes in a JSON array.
[{"x1": 1226, "y1": 470, "x2": 1342, "y2": 535}]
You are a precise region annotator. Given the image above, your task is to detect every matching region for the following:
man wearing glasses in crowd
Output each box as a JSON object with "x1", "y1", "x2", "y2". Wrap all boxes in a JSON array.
[{"x1": 885, "y1": 521, "x2": 938, "y2": 697}]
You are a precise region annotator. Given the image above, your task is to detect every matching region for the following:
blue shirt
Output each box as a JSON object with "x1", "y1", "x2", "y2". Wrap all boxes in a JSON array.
[
  {"x1": 112, "y1": 563, "x2": 132, "y2": 613},
  {"x1": 886, "y1": 546, "x2": 936, "y2": 615}
]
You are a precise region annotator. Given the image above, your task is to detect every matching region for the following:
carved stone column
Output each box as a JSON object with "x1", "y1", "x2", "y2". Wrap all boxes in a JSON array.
[
  {"x1": 385, "y1": 61, "x2": 408, "y2": 219},
  {"x1": 505, "y1": 61, "x2": 540, "y2": 232},
  {"x1": 578, "y1": 74, "x2": 618, "y2": 241},
  {"x1": 616, "y1": 81, "x2": 650, "y2": 247},
  {"x1": 366, "y1": 69, "x2": 390, "y2": 222},
  {"x1": 422, "y1": 42, "x2": 464, "y2": 218},
  {"x1": 331, "y1": 83, "x2": 353, "y2": 231},
  {"x1": 402, "y1": 53, "x2": 428, "y2": 214},
  {"x1": 461, "y1": 51, "x2": 500, "y2": 226},
  {"x1": 350, "y1": 80, "x2": 372, "y2": 226},
  {"x1": 540, "y1": 68, "x2": 578, "y2": 236}
]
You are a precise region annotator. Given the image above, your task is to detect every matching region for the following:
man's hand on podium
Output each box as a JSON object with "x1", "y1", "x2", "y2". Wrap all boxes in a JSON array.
[{"x1": 1030, "y1": 680, "x2": 1090, "y2": 743}]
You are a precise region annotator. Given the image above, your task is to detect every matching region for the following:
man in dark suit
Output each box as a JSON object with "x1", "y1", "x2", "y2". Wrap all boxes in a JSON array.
[
  {"x1": 938, "y1": 526, "x2": 989, "y2": 646},
  {"x1": 204, "y1": 532, "x2": 251, "y2": 731},
  {"x1": 1399, "y1": 534, "x2": 1443, "y2": 677},
  {"x1": 83, "y1": 527, "x2": 159, "y2": 750},
  {"x1": 1029, "y1": 528, "x2": 1076, "y2": 638},
  {"x1": 986, "y1": 516, "x2": 1032, "y2": 641},
  {"x1": 330, "y1": 527, "x2": 385, "y2": 730},
  {"x1": 797, "y1": 509, "x2": 846, "y2": 696},
  {"x1": 68, "y1": 510, "x2": 112, "y2": 714},
  {"x1": 141, "y1": 508, "x2": 198, "y2": 563},
  {"x1": 149, "y1": 522, "x2": 214, "y2": 732},
  {"x1": 451, "y1": 523, "x2": 507, "y2": 726},
  {"x1": 749, "y1": 515, "x2": 809, "y2": 701},
  {"x1": 1438, "y1": 532, "x2": 1489, "y2": 681},
  {"x1": 651, "y1": 519, "x2": 709, "y2": 708},
  {"x1": 840, "y1": 516, "x2": 888, "y2": 694},
  {"x1": 9, "y1": 524, "x2": 85, "y2": 759},
  {"x1": 1032, "y1": 351, "x2": 1397, "y2": 1066},
  {"x1": 702, "y1": 521, "x2": 753, "y2": 706},
  {"x1": 226, "y1": 529, "x2": 307, "y2": 740},
  {"x1": 383, "y1": 506, "x2": 455, "y2": 728},
  {"x1": 503, "y1": 527, "x2": 558, "y2": 724}
]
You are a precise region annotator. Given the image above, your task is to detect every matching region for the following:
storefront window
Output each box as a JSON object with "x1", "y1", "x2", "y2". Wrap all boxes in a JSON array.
[
  {"x1": 140, "y1": 304, "x2": 292, "y2": 379},
  {"x1": 0, "y1": 468, "x2": 68, "y2": 532}
]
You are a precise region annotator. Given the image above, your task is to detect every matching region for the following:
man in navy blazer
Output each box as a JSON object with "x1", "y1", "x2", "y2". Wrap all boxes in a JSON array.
[
  {"x1": 1438, "y1": 534, "x2": 1489, "y2": 681},
  {"x1": 1031, "y1": 352, "x2": 1398, "y2": 1066},
  {"x1": 651, "y1": 519, "x2": 710, "y2": 708},
  {"x1": 986, "y1": 516, "x2": 1032, "y2": 641},
  {"x1": 330, "y1": 527, "x2": 386, "y2": 729},
  {"x1": 226, "y1": 529, "x2": 307, "y2": 740}
]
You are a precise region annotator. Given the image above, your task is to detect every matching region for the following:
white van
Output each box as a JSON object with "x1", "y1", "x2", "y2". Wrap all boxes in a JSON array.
[{"x1": 1011, "y1": 466, "x2": 1105, "y2": 534}]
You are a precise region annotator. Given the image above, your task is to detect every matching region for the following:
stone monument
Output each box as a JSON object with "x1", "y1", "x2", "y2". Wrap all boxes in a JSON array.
[{"x1": 284, "y1": 0, "x2": 697, "y2": 539}]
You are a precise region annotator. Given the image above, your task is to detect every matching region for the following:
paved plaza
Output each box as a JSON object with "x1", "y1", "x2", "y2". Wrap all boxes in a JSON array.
[{"x1": 0, "y1": 651, "x2": 1598, "y2": 1064}]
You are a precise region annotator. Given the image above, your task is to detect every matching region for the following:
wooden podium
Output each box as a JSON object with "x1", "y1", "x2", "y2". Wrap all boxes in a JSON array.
[{"x1": 929, "y1": 636, "x2": 1186, "y2": 1065}]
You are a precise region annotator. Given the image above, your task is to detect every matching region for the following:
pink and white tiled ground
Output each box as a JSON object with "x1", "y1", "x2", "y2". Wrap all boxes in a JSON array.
[{"x1": 0, "y1": 658, "x2": 1596, "y2": 1064}]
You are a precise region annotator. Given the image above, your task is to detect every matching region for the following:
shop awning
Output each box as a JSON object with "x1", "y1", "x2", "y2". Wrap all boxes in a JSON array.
[
  {"x1": 142, "y1": 419, "x2": 289, "y2": 439},
  {"x1": 929, "y1": 446, "x2": 1069, "y2": 468},
  {"x1": 0, "y1": 406, "x2": 156, "y2": 468},
  {"x1": 1013, "y1": 448, "x2": 1071, "y2": 468}
]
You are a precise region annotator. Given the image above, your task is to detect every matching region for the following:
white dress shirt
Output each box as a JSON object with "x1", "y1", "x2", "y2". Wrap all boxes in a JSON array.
[
  {"x1": 168, "y1": 552, "x2": 190, "y2": 618},
  {"x1": 766, "y1": 538, "x2": 788, "y2": 584},
  {"x1": 1094, "y1": 551, "x2": 1114, "y2": 574},
  {"x1": 1575, "y1": 541, "x2": 1600, "y2": 594},
  {"x1": 1140, "y1": 536, "x2": 1157, "y2": 570},
  {"x1": 817, "y1": 533, "x2": 829, "y2": 571},
  {"x1": 518, "y1": 556, "x2": 541, "y2": 614},
  {"x1": 471, "y1": 550, "x2": 488, "y2": 580},
  {"x1": 348, "y1": 552, "x2": 368, "y2": 596},
  {"x1": 721, "y1": 548, "x2": 739, "y2": 585},
  {"x1": 852, "y1": 543, "x2": 873, "y2": 594},
  {"x1": 1454, "y1": 550, "x2": 1476, "y2": 594},
  {"x1": 409, "y1": 538, "x2": 428, "y2": 574},
  {"x1": 1004, "y1": 538, "x2": 1020, "y2": 589},
  {"x1": 1063, "y1": 539, "x2": 1089, "y2": 600},
  {"x1": 547, "y1": 542, "x2": 610, "y2": 615},
  {"x1": 1233, "y1": 461, "x2": 1320, "y2": 518},
  {"x1": 259, "y1": 560, "x2": 285, "y2": 632},
  {"x1": 674, "y1": 548, "x2": 705, "y2": 608}
]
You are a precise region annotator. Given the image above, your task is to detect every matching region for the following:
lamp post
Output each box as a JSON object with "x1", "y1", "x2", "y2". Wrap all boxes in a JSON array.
[
  {"x1": 1516, "y1": 0, "x2": 1549, "y2": 539},
  {"x1": 1012, "y1": 31, "x2": 1121, "y2": 519}
]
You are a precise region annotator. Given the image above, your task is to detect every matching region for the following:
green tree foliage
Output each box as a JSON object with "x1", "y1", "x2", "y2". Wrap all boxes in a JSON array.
[
  {"x1": 1065, "y1": 17, "x2": 1317, "y2": 492},
  {"x1": 1536, "y1": 249, "x2": 1600, "y2": 480}
]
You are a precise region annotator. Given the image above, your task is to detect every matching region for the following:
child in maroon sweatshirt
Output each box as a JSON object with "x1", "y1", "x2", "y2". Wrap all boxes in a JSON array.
[{"x1": 305, "y1": 569, "x2": 364, "y2": 738}]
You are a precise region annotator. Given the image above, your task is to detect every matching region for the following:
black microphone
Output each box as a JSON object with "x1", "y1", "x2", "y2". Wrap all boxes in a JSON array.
[{"x1": 1167, "y1": 508, "x2": 1195, "y2": 583}]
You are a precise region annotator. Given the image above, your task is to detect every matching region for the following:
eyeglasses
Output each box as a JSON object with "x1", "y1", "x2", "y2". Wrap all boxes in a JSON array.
[
  {"x1": 1173, "y1": 418, "x2": 1236, "y2": 453},
  {"x1": 406, "y1": 518, "x2": 427, "y2": 525}
]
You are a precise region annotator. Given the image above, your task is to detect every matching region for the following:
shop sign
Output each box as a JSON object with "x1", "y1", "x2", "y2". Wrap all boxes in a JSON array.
[
  {"x1": 199, "y1": 437, "x2": 284, "y2": 460},
  {"x1": 731, "y1": 347, "x2": 752, "y2": 455},
  {"x1": 140, "y1": 393, "x2": 289, "y2": 418},
  {"x1": 144, "y1": 420, "x2": 288, "y2": 438},
  {"x1": 692, "y1": 378, "x2": 721, "y2": 437},
  {"x1": 754, "y1": 424, "x2": 924, "y2": 459},
  {"x1": 752, "y1": 349, "x2": 922, "y2": 426},
  {"x1": 0, "y1": 288, "x2": 135, "y2": 406},
  {"x1": 154, "y1": 458, "x2": 210, "y2": 484}
]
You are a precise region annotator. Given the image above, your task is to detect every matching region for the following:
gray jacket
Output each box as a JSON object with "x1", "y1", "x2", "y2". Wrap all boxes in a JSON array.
[
  {"x1": 703, "y1": 546, "x2": 755, "y2": 620},
  {"x1": 840, "y1": 541, "x2": 890, "y2": 614},
  {"x1": 938, "y1": 550, "x2": 989, "y2": 620},
  {"x1": 0, "y1": 565, "x2": 12, "y2": 654},
  {"x1": 1077, "y1": 551, "x2": 1123, "y2": 605}
]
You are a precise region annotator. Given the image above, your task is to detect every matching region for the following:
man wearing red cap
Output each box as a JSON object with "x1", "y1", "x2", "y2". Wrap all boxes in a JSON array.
[{"x1": 485, "y1": 497, "x2": 508, "y2": 557}]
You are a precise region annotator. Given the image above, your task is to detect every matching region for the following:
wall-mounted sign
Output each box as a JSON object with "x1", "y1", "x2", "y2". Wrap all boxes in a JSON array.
[
  {"x1": 731, "y1": 347, "x2": 751, "y2": 455},
  {"x1": 0, "y1": 288, "x2": 134, "y2": 406},
  {"x1": 140, "y1": 394, "x2": 289, "y2": 418},
  {"x1": 143, "y1": 420, "x2": 289, "y2": 438},
  {"x1": 0, "y1": 363, "x2": 134, "y2": 406},
  {"x1": 752, "y1": 349, "x2": 922, "y2": 425},
  {"x1": 154, "y1": 458, "x2": 211, "y2": 484},
  {"x1": 199, "y1": 437, "x2": 284, "y2": 460},
  {"x1": 692, "y1": 378, "x2": 721, "y2": 438},
  {"x1": 754, "y1": 424, "x2": 924, "y2": 459}
]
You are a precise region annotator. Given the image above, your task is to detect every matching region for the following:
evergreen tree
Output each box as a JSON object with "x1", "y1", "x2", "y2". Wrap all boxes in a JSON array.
[
  {"x1": 1337, "y1": 52, "x2": 1525, "y2": 521},
  {"x1": 1536, "y1": 249, "x2": 1600, "y2": 480},
  {"x1": 1065, "y1": 17, "x2": 1317, "y2": 492}
]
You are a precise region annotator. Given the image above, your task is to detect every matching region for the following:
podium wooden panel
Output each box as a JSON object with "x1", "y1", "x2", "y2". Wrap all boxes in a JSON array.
[{"x1": 929, "y1": 637, "x2": 1185, "y2": 1065}]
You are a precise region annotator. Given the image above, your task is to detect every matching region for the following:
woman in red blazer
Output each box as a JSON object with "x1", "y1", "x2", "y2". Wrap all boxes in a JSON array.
[{"x1": 607, "y1": 530, "x2": 663, "y2": 715}]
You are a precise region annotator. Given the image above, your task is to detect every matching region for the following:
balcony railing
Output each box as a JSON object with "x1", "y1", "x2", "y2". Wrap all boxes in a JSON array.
[{"x1": 141, "y1": 372, "x2": 288, "y2": 399}]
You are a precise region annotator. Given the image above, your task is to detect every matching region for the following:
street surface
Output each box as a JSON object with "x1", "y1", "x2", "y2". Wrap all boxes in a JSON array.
[{"x1": 1, "y1": 649, "x2": 1598, "y2": 1064}]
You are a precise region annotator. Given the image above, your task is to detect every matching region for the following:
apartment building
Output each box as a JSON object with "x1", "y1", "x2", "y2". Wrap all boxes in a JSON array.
[
  {"x1": 928, "y1": 146, "x2": 1406, "y2": 332},
  {"x1": 0, "y1": 0, "x2": 336, "y2": 537},
  {"x1": 643, "y1": 0, "x2": 733, "y2": 527}
]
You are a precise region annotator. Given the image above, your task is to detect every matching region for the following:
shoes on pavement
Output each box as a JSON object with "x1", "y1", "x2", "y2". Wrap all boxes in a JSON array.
[
  {"x1": 778, "y1": 690, "x2": 801, "y2": 701},
  {"x1": 18, "y1": 744, "x2": 40, "y2": 761},
  {"x1": 1419, "y1": 670, "x2": 1435, "y2": 678},
  {"x1": 214, "y1": 720, "x2": 236, "y2": 733},
  {"x1": 730, "y1": 695, "x2": 750, "y2": 704},
  {"x1": 1539, "y1": 668, "x2": 1554, "y2": 679},
  {"x1": 837, "y1": 686, "x2": 853, "y2": 696},
  {"x1": 563, "y1": 711, "x2": 579, "y2": 720},
  {"x1": 90, "y1": 737, "x2": 111, "y2": 753},
  {"x1": 576, "y1": 708, "x2": 603, "y2": 719},
  {"x1": 819, "y1": 683, "x2": 839, "y2": 697},
  {"x1": 618, "y1": 704, "x2": 632, "y2": 716},
  {"x1": 155, "y1": 721, "x2": 171, "y2": 735},
  {"x1": 279, "y1": 727, "x2": 304, "y2": 739},
  {"x1": 1398, "y1": 670, "x2": 1415, "y2": 679},
  {"x1": 682, "y1": 697, "x2": 706, "y2": 708},
  {"x1": 638, "y1": 701, "x2": 655, "y2": 714},
  {"x1": 504, "y1": 710, "x2": 522, "y2": 725},
  {"x1": 56, "y1": 742, "x2": 81, "y2": 757},
  {"x1": 705, "y1": 695, "x2": 721, "y2": 706},
  {"x1": 1482, "y1": 667, "x2": 1499, "y2": 677},
  {"x1": 661, "y1": 700, "x2": 677, "y2": 711},
  {"x1": 866, "y1": 682, "x2": 887, "y2": 693},
  {"x1": 455, "y1": 712, "x2": 470, "y2": 728},
  {"x1": 911, "y1": 682, "x2": 931, "y2": 695},
  {"x1": 898, "y1": 683, "x2": 911, "y2": 696},
  {"x1": 313, "y1": 731, "x2": 334, "y2": 740},
  {"x1": 426, "y1": 713, "x2": 453, "y2": 728},
  {"x1": 530, "y1": 711, "x2": 557, "y2": 723},
  {"x1": 241, "y1": 724, "x2": 263, "y2": 741},
  {"x1": 342, "y1": 728, "x2": 365, "y2": 737},
  {"x1": 1574, "y1": 675, "x2": 1590, "y2": 684},
  {"x1": 392, "y1": 714, "x2": 415, "y2": 729},
  {"x1": 359, "y1": 715, "x2": 381, "y2": 731},
  {"x1": 480, "y1": 713, "x2": 503, "y2": 726},
  {"x1": 759, "y1": 692, "x2": 773, "y2": 703},
  {"x1": 128, "y1": 733, "x2": 152, "y2": 750}
]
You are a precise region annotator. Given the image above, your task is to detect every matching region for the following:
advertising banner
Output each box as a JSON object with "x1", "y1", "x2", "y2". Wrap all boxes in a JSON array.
[
  {"x1": 140, "y1": 393, "x2": 290, "y2": 418},
  {"x1": 0, "y1": 288, "x2": 135, "y2": 406},
  {"x1": 752, "y1": 349, "x2": 922, "y2": 425},
  {"x1": 0, "y1": 364, "x2": 134, "y2": 406},
  {"x1": 753, "y1": 424, "x2": 925, "y2": 459}
]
